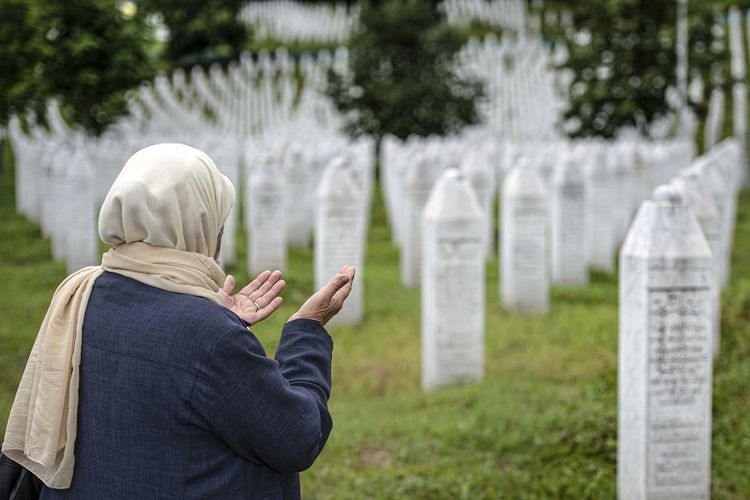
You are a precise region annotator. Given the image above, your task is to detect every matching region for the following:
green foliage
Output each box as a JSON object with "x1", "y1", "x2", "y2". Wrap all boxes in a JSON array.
[
  {"x1": 558, "y1": 0, "x2": 726, "y2": 139},
  {"x1": 326, "y1": 0, "x2": 484, "y2": 145},
  {"x1": 0, "y1": 0, "x2": 155, "y2": 135},
  {"x1": 0, "y1": 0, "x2": 46, "y2": 127},
  {"x1": 140, "y1": 0, "x2": 249, "y2": 68},
  {"x1": 37, "y1": 0, "x2": 156, "y2": 134}
]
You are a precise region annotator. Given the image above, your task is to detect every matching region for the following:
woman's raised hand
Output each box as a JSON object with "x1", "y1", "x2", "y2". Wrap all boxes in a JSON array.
[
  {"x1": 219, "y1": 270, "x2": 285, "y2": 326},
  {"x1": 289, "y1": 265, "x2": 355, "y2": 326}
]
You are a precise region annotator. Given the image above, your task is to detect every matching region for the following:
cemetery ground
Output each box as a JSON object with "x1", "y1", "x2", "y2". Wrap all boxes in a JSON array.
[{"x1": 1, "y1": 156, "x2": 749, "y2": 498}]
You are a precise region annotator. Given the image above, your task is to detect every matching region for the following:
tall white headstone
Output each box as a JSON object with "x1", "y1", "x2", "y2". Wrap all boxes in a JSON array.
[
  {"x1": 585, "y1": 146, "x2": 617, "y2": 272},
  {"x1": 400, "y1": 156, "x2": 438, "y2": 288},
  {"x1": 501, "y1": 161, "x2": 549, "y2": 314},
  {"x1": 246, "y1": 153, "x2": 287, "y2": 275},
  {"x1": 462, "y1": 150, "x2": 496, "y2": 261},
  {"x1": 618, "y1": 185, "x2": 713, "y2": 500},
  {"x1": 64, "y1": 150, "x2": 98, "y2": 274},
  {"x1": 422, "y1": 168, "x2": 485, "y2": 391},
  {"x1": 315, "y1": 157, "x2": 366, "y2": 328},
  {"x1": 284, "y1": 144, "x2": 314, "y2": 248},
  {"x1": 551, "y1": 154, "x2": 587, "y2": 285},
  {"x1": 672, "y1": 170, "x2": 722, "y2": 355}
]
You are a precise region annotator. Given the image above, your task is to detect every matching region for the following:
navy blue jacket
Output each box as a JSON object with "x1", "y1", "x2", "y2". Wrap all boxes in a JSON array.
[{"x1": 40, "y1": 272, "x2": 333, "y2": 499}]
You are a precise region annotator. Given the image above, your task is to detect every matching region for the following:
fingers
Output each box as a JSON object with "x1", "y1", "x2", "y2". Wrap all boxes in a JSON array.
[
  {"x1": 221, "y1": 274, "x2": 236, "y2": 295},
  {"x1": 253, "y1": 278, "x2": 286, "y2": 309},
  {"x1": 254, "y1": 296, "x2": 283, "y2": 323},
  {"x1": 321, "y1": 266, "x2": 353, "y2": 301},
  {"x1": 249, "y1": 270, "x2": 283, "y2": 300},
  {"x1": 240, "y1": 270, "x2": 272, "y2": 296},
  {"x1": 330, "y1": 266, "x2": 355, "y2": 310}
]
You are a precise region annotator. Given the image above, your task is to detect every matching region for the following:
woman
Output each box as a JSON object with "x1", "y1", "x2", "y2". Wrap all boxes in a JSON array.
[{"x1": 2, "y1": 143, "x2": 355, "y2": 499}]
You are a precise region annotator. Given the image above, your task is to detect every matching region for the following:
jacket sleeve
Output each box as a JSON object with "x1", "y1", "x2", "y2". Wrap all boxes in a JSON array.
[{"x1": 204, "y1": 318, "x2": 333, "y2": 473}]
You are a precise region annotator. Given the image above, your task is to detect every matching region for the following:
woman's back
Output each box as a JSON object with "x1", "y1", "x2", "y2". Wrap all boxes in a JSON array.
[{"x1": 41, "y1": 271, "x2": 332, "y2": 500}]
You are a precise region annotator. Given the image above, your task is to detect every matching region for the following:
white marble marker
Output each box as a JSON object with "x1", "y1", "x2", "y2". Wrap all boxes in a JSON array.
[
  {"x1": 422, "y1": 168, "x2": 485, "y2": 390},
  {"x1": 618, "y1": 185, "x2": 713, "y2": 500}
]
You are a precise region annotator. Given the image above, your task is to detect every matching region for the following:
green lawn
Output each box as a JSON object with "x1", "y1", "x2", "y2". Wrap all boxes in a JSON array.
[{"x1": 1, "y1": 154, "x2": 749, "y2": 498}]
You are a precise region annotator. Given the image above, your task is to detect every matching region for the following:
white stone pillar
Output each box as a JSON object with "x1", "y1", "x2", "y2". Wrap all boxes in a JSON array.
[
  {"x1": 585, "y1": 146, "x2": 617, "y2": 273},
  {"x1": 61, "y1": 149, "x2": 98, "y2": 273},
  {"x1": 501, "y1": 161, "x2": 549, "y2": 314},
  {"x1": 246, "y1": 154, "x2": 287, "y2": 275},
  {"x1": 315, "y1": 157, "x2": 366, "y2": 328},
  {"x1": 462, "y1": 150, "x2": 496, "y2": 261},
  {"x1": 400, "y1": 156, "x2": 438, "y2": 288},
  {"x1": 671, "y1": 170, "x2": 722, "y2": 355},
  {"x1": 421, "y1": 168, "x2": 484, "y2": 390},
  {"x1": 696, "y1": 158, "x2": 731, "y2": 289},
  {"x1": 618, "y1": 185, "x2": 713, "y2": 500},
  {"x1": 284, "y1": 144, "x2": 314, "y2": 248},
  {"x1": 551, "y1": 154, "x2": 587, "y2": 285}
]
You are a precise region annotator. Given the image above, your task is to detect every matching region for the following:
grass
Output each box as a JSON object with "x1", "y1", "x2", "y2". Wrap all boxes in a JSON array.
[{"x1": 1, "y1": 152, "x2": 749, "y2": 498}]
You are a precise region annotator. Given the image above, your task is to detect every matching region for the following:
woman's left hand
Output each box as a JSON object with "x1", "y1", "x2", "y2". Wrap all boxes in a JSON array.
[{"x1": 219, "y1": 270, "x2": 285, "y2": 326}]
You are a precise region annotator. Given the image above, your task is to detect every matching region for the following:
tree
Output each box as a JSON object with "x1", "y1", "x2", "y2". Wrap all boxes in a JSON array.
[
  {"x1": 557, "y1": 0, "x2": 726, "y2": 139},
  {"x1": 139, "y1": 0, "x2": 250, "y2": 68},
  {"x1": 0, "y1": 0, "x2": 156, "y2": 135},
  {"x1": 0, "y1": 0, "x2": 47, "y2": 128},
  {"x1": 37, "y1": 0, "x2": 156, "y2": 135},
  {"x1": 326, "y1": 0, "x2": 484, "y2": 168}
]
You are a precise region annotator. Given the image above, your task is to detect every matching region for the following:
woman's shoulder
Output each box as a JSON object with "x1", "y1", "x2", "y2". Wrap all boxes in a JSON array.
[{"x1": 90, "y1": 271, "x2": 248, "y2": 344}]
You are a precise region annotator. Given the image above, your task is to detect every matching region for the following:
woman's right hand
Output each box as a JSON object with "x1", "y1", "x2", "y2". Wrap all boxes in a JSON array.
[{"x1": 288, "y1": 265, "x2": 356, "y2": 326}]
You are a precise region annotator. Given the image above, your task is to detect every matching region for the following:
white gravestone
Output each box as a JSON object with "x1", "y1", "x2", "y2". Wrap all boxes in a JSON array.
[
  {"x1": 64, "y1": 151, "x2": 98, "y2": 274},
  {"x1": 422, "y1": 168, "x2": 485, "y2": 391},
  {"x1": 400, "y1": 156, "x2": 439, "y2": 288},
  {"x1": 210, "y1": 143, "x2": 240, "y2": 267},
  {"x1": 462, "y1": 151, "x2": 496, "y2": 261},
  {"x1": 284, "y1": 144, "x2": 314, "y2": 248},
  {"x1": 246, "y1": 154, "x2": 287, "y2": 275},
  {"x1": 672, "y1": 171, "x2": 722, "y2": 355},
  {"x1": 551, "y1": 154, "x2": 587, "y2": 285},
  {"x1": 696, "y1": 158, "x2": 731, "y2": 290},
  {"x1": 315, "y1": 157, "x2": 365, "y2": 328},
  {"x1": 618, "y1": 185, "x2": 713, "y2": 500},
  {"x1": 585, "y1": 147, "x2": 617, "y2": 273},
  {"x1": 501, "y1": 161, "x2": 549, "y2": 314}
]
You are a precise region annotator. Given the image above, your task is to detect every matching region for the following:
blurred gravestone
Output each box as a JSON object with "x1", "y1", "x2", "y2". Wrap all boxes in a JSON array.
[
  {"x1": 284, "y1": 144, "x2": 314, "y2": 248},
  {"x1": 618, "y1": 185, "x2": 713, "y2": 500},
  {"x1": 462, "y1": 150, "x2": 495, "y2": 261},
  {"x1": 672, "y1": 169, "x2": 722, "y2": 354},
  {"x1": 400, "y1": 155, "x2": 438, "y2": 288},
  {"x1": 246, "y1": 153, "x2": 287, "y2": 275},
  {"x1": 422, "y1": 169, "x2": 484, "y2": 390},
  {"x1": 315, "y1": 157, "x2": 365, "y2": 328},
  {"x1": 551, "y1": 153, "x2": 587, "y2": 285},
  {"x1": 585, "y1": 146, "x2": 616, "y2": 272},
  {"x1": 64, "y1": 150, "x2": 98, "y2": 274},
  {"x1": 501, "y1": 160, "x2": 549, "y2": 314}
]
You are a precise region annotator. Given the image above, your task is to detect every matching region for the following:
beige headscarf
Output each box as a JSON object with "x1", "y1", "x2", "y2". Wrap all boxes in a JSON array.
[{"x1": 2, "y1": 143, "x2": 235, "y2": 488}]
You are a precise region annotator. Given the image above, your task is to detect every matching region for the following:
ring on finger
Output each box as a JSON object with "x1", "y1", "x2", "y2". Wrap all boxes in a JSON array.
[{"x1": 252, "y1": 300, "x2": 261, "y2": 311}]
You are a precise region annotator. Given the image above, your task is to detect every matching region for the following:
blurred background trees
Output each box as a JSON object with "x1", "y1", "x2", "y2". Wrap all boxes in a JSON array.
[
  {"x1": 0, "y1": 0, "x2": 740, "y2": 143},
  {"x1": 139, "y1": 0, "x2": 250, "y2": 68},
  {"x1": 326, "y1": 0, "x2": 485, "y2": 167},
  {"x1": 0, "y1": 0, "x2": 155, "y2": 135},
  {"x1": 555, "y1": 0, "x2": 728, "y2": 139}
]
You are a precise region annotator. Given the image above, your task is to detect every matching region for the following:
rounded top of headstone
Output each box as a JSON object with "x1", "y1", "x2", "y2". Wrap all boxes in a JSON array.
[
  {"x1": 317, "y1": 156, "x2": 361, "y2": 200},
  {"x1": 444, "y1": 167, "x2": 463, "y2": 181},
  {"x1": 651, "y1": 184, "x2": 683, "y2": 203},
  {"x1": 503, "y1": 160, "x2": 547, "y2": 198},
  {"x1": 423, "y1": 168, "x2": 483, "y2": 221},
  {"x1": 553, "y1": 152, "x2": 583, "y2": 185}
]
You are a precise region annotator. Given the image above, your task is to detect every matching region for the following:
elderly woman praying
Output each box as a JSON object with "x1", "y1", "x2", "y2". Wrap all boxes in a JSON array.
[{"x1": 2, "y1": 143, "x2": 354, "y2": 499}]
